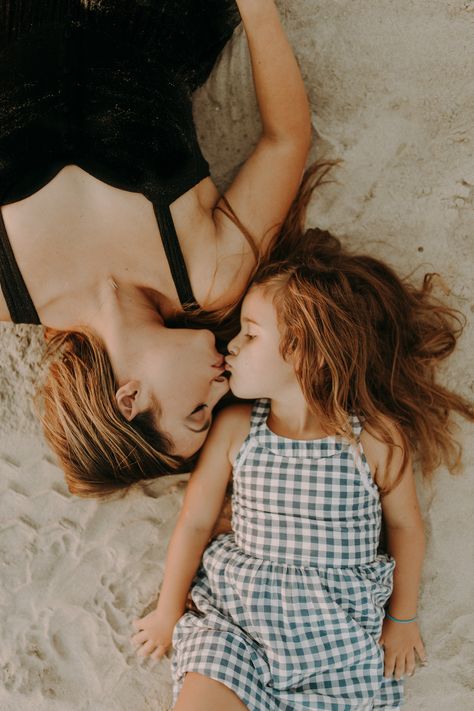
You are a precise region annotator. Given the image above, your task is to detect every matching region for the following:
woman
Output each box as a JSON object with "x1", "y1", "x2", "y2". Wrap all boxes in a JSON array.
[{"x1": 0, "y1": 0, "x2": 312, "y2": 494}]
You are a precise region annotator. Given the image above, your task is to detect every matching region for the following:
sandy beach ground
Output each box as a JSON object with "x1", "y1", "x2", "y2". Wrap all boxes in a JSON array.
[{"x1": 1, "y1": 1, "x2": 473, "y2": 709}]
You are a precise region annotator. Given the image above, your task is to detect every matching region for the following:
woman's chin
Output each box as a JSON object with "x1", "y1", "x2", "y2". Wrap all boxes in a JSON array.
[{"x1": 215, "y1": 375, "x2": 231, "y2": 395}]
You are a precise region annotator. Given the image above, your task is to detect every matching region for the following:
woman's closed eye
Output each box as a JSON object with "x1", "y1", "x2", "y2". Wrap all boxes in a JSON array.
[
  {"x1": 186, "y1": 404, "x2": 212, "y2": 434},
  {"x1": 191, "y1": 403, "x2": 207, "y2": 416}
]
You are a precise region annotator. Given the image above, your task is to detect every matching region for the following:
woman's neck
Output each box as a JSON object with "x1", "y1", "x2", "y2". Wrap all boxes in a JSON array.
[
  {"x1": 85, "y1": 278, "x2": 164, "y2": 338},
  {"x1": 83, "y1": 279, "x2": 165, "y2": 384}
]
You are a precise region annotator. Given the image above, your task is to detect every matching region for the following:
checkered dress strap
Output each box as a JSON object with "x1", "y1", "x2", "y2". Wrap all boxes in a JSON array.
[
  {"x1": 348, "y1": 412, "x2": 364, "y2": 440},
  {"x1": 248, "y1": 398, "x2": 271, "y2": 433},
  {"x1": 232, "y1": 399, "x2": 270, "y2": 476}
]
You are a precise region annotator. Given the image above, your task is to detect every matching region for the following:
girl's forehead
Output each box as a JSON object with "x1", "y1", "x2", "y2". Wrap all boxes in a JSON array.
[
  {"x1": 242, "y1": 285, "x2": 278, "y2": 324},
  {"x1": 245, "y1": 284, "x2": 274, "y2": 304},
  {"x1": 244, "y1": 284, "x2": 272, "y2": 309}
]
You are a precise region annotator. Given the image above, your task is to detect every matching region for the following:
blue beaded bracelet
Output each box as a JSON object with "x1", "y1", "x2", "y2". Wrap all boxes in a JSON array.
[{"x1": 386, "y1": 612, "x2": 417, "y2": 624}]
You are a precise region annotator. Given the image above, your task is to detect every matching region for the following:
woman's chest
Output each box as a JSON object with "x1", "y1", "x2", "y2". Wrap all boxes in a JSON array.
[{"x1": 0, "y1": 168, "x2": 220, "y2": 324}]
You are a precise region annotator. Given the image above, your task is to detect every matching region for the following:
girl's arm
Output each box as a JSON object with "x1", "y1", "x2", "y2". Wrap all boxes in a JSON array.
[
  {"x1": 204, "y1": 0, "x2": 312, "y2": 309},
  {"x1": 363, "y1": 421, "x2": 428, "y2": 681},
  {"x1": 131, "y1": 406, "x2": 240, "y2": 659}
]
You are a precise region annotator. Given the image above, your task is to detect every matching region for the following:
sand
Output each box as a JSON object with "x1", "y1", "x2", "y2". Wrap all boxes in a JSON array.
[{"x1": 1, "y1": 1, "x2": 473, "y2": 709}]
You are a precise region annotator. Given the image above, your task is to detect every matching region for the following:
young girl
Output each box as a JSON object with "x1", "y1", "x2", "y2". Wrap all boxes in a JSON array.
[{"x1": 131, "y1": 230, "x2": 473, "y2": 710}]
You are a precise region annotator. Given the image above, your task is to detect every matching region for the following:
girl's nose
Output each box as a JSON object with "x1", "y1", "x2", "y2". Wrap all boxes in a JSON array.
[{"x1": 227, "y1": 337, "x2": 239, "y2": 356}]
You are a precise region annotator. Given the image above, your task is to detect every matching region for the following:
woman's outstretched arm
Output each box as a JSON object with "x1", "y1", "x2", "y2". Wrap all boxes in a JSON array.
[
  {"x1": 205, "y1": 0, "x2": 313, "y2": 309},
  {"x1": 236, "y1": 0, "x2": 312, "y2": 143}
]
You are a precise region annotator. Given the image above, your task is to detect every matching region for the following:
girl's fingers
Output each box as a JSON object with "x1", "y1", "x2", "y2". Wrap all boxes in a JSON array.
[
  {"x1": 415, "y1": 639, "x2": 428, "y2": 665},
  {"x1": 394, "y1": 654, "x2": 406, "y2": 681},
  {"x1": 132, "y1": 618, "x2": 145, "y2": 631},
  {"x1": 131, "y1": 630, "x2": 149, "y2": 646},
  {"x1": 137, "y1": 639, "x2": 157, "y2": 657},
  {"x1": 405, "y1": 648, "x2": 416, "y2": 677},
  {"x1": 151, "y1": 645, "x2": 167, "y2": 660},
  {"x1": 383, "y1": 652, "x2": 396, "y2": 678}
]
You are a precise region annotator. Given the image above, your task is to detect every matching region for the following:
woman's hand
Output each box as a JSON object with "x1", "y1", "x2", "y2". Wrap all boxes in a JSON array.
[
  {"x1": 379, "y1": 617, "x2": 427, "y2": 679},
  {"x1": 131, "y1": 608, "x2": 180, "y2": 660}
]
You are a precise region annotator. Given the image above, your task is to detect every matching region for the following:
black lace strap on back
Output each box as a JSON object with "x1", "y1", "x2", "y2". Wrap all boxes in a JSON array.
[
  {"x1": 153, "y1": 202, "x2": 199, "y2": 312},
  {"x1": 0, "y1": 209, "x2": 41, "y2": 325}
]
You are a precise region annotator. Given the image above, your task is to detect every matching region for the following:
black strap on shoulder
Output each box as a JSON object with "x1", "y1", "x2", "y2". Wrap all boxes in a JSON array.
[
  {"x1": 152, "y1": 202, "x2": 200, "y2": 312},
  {"x1": 0, "y1": 209, "x2": 41, "y2": 325}
]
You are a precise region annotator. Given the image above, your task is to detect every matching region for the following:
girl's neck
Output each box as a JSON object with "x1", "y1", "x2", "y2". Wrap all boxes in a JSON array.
[{"x1": 267, "y1": 392, "x2": 334, "y2": 440}]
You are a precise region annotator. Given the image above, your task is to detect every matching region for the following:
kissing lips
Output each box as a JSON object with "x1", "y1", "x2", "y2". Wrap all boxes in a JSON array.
[
  {"x1": 212, "y1": 356, "x2": 229, "y2": 382},
  {"x1": 213, "y1": 373, "x2": 228, "y2": 382}
]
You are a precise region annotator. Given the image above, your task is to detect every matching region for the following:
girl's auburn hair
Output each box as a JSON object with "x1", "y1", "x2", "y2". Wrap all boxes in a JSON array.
[
  {"x1": 252, "y1": 230, "x2": 474, "y2": 496},
  {"x1": 40, "y1": 158, "x2": 474, "y2": 497}
]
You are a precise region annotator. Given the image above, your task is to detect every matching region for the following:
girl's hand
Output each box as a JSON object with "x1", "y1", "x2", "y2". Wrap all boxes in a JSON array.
[
  {"x1": 131, "y1": 609, "x2": 179, "y2": 660},
  {"x1": 379, "y1": 617, "x2": 427, "y2": 680}
]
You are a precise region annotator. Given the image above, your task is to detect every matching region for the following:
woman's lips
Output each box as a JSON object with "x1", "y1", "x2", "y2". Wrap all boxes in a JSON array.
[
  {"x1": 212, "y1": 358, "x2": 229, "y2": 382},
  {"x1": 213, "y1": 371, "x2": 230, "y2": 383}
]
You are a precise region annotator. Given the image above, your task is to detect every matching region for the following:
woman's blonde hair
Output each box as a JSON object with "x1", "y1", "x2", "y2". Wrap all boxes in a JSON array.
[
  {"x1": 40, "y1": 328, "x2": 192, "y2": 498},
  {"x1": 251, "y1": 231, "x2": 474, "y2": 495}
]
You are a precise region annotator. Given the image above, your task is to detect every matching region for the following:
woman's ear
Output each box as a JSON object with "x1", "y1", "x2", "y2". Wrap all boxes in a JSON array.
[{"x1": 115, "y1": 380, "x2": 142, "y2": 421}]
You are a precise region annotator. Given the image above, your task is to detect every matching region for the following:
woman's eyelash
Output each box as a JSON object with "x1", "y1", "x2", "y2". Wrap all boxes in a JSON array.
[
  {"x1": 245, "y1": 334, "x2": 255, "y2": 340},
  {"x1": 191, "y1": 403, "x2": 207, "y2": 415}
]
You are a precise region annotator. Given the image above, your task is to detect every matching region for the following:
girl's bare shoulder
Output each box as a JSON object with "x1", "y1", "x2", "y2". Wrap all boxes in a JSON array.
[
  {"x1": 360, "y1": 414, "x2": 407, "y2": 490},
  {"x1": 215, "y1": 403, "x2": 253, "y2": 465}
]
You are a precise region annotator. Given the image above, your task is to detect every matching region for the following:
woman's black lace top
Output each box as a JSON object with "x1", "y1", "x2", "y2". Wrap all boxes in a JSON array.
[{"x1": 0, "y1": 0, "x2": 241, "y2": 322}]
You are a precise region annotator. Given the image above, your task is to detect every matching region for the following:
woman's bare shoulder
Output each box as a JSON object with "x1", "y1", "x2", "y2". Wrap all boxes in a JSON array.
[{"x1": 180, "y1": 177, "x2": 257, "y2": 311}]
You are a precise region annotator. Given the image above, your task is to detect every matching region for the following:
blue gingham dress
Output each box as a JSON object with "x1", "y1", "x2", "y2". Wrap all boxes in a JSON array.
[{"x1": 172, "y1": 399, "x2": 404, "y2": 710}]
